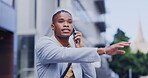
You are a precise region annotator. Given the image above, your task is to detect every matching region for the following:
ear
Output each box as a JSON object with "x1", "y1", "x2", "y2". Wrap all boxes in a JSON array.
[{"x1": 51, "y1": 24, "x2": 55, "y2": 31}]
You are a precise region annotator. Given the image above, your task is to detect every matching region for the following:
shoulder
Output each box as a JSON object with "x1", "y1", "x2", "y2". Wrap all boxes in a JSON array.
[
  {"x1": 37, "y1": 36, "x2": 56, "y2": 43},
  {"x1": 38, "y1": 36, "x2": 53, "y2": 41},
  {"x1": 35, "y1": 36, "x2": 59, "y2": 48}
]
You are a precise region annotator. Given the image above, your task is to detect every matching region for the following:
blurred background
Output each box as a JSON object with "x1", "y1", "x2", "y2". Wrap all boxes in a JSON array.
[{"x1": 0, "y1": 0, "x2": 147, "y2": 78}]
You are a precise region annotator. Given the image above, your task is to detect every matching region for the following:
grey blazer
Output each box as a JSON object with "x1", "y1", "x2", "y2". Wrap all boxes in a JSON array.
[{"x1": 35, "y1": 36, "x2": 101, "y2": 78}]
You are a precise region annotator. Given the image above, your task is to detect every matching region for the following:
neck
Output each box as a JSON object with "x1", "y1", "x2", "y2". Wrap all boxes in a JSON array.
[{"x1": 54, "y1": 34, "x2": 69, "y2": 47}]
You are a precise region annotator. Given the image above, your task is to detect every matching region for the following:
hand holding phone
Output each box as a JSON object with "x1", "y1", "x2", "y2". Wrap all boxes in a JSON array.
[{"x1": 73, "y1": 25, "x2": 84, "y2": 47}]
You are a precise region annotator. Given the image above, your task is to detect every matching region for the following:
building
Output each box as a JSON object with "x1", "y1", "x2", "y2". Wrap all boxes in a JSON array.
[
  {"x1": 0, "y1": 0, "x2": 113, "y2": 78},
  {"x1": 130, "y1": 19, "x2": 148, "y2": 53},
  {"x1": 0, "y1": 0, "x2": 17, "y2": 78}
]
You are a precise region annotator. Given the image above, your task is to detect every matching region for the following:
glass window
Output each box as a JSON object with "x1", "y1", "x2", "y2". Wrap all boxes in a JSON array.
[{"x1": 17, "y1": 35, "x2": 34, "y2": 78}]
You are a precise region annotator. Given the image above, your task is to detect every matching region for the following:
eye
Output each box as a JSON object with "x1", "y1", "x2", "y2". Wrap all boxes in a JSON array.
[
  {"x1": 58, "y1": 20, "x2": 64, "y2": 23},
  {"x1": 68, "y1": 21, "x2": 72, "y2": 23},
  {"x1": 69, "y1": 22, "x2": 72, "y2": 23}
]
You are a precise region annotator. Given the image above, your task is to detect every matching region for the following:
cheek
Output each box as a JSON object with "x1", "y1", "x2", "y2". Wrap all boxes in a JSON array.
[
  {"x1": 55, "y1": 24, "x2": 62, "y2": 29},
  {"x1": 55, "y1": 26, "x2": 62, "y2": 33},
  {"x1": 55, "y1": 27, "x2": 61, "y2": 31},
  {"x1": 70, "y1": 25, "x2": 74, "y2": 30}
]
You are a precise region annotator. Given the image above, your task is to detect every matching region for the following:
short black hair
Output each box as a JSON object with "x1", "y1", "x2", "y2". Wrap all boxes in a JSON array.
[{"x1": 52, "y1": 10, "x2": 72, "y2": 24}]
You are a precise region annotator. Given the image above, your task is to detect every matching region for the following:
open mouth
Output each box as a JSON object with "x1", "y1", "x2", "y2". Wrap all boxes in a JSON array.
[{"x1": 62, "y1": 29, "x2": 70, "y2": 33}]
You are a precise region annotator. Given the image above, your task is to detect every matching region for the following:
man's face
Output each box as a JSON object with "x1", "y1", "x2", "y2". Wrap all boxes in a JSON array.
[{"x1": 52, "y1": 12, "x2": 73, "y2": 38}]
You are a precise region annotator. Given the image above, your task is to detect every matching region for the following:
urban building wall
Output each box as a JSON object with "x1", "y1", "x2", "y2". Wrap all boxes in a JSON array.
[
  {"x1": 0, "y1": 0, "x2": 16, "y2": 78},
  {"x1": 0, "y1": 0, "x2": 108, "y2": 78}
]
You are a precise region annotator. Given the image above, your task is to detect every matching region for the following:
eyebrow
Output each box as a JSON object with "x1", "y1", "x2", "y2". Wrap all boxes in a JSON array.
[
  {"x1": 68, "y1": 19, "x2": 72, "y2": 21},
  {"x1": 58, "y1": 18, "x2": 72, "y2": 21},
  {"x1": 58, "y1": 18, "x2": 64, "y2": 21}
]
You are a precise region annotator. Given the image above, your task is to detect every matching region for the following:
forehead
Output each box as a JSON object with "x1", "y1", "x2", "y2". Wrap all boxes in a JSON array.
[{"x1": 55, "y1": 12, "x2": 72, "y2": 20}]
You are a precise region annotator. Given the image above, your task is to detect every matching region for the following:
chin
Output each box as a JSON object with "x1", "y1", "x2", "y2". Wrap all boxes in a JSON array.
[{"x1": 62, "y1": 34, "x2": 72, "y2": 38}]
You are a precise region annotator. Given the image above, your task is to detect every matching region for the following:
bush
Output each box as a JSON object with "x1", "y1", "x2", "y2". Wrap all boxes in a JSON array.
[{"x1": 109, "y1": 28, "x2": 148, "y2": 78}]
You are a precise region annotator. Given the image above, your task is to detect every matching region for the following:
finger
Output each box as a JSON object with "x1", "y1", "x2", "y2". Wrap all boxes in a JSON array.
[
  {"x1": 73, "y1": 38, "x2": 79, "y2": 44},
  {"x1": 73, "y1": 36, "x2": 80, "y2": 42},
  {"x1": 75, "y1": 33, "x2": 82, "y2": 37},
  {"x1": 74, "y1": 33, "x2": 81, "y2": 38},
  {"x1": 117, "y1": 45, "x2": 125, "y2": 48},
  {"x1": 118, "y1": 43, "x2": 131, "y2": 47},
  {"x1": 74, "y1": 36, "x2": 81, "y2": 41},
  {"x1": 74, "y1": 34, "x2": 81, "y2": 38},
  {"x1": 118, "y1": 42, "x2": 131, "y2": 45},
  {"x1": 74, "y1": 31, "x2": 81, "y2": 34},
  {"x1": 112, "y1": 44, "x2": 124, "y2": 48},
  {"x1": 119, "y1": 41, "x2": 130, "y2": 44},
  {"x1": 75, "y1": 31, "x2": 82, "y2": 35},
  {"x1": 116, "y1": 50, "x2": 126, "y2": 54}
]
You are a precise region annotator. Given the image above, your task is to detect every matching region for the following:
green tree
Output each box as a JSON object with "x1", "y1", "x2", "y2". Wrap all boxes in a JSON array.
[{"x1": 109, "y1": 28, "x2": 148, "y2": 78}]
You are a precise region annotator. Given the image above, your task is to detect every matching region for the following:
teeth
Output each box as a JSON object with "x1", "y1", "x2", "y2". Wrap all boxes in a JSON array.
[
  {"x1": 62, "y1": 29, "x2": 69, "y2": 32},
  {"x1": 63, "y1": 29, "x2": 69, "y2": 32},
  {"x1": 64, "y1": 29, "x2": 68, "y2": 30}
]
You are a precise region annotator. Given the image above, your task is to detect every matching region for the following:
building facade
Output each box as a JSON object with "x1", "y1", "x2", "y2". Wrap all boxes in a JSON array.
[
  {"x1": 0, "y1": 0, "x2": 17, "y2": 78},
  {"x1": 0, "y1": 0, "x2": 109, "y2": 78}
]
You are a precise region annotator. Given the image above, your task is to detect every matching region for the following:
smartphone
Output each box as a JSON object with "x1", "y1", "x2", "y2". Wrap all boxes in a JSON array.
[{"x1": 73, "y1": 26, "x2": 78, "y2": 43}]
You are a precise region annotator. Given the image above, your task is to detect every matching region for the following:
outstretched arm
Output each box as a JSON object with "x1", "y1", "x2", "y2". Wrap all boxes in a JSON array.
[{"x1": 73, "y1": 31, "x2": 131, "y2": 55}]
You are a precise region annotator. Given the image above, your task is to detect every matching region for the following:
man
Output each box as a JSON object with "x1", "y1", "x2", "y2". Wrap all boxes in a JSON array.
[{"x1": 35, "y1": 10, "x2": 130, "y2": 78}]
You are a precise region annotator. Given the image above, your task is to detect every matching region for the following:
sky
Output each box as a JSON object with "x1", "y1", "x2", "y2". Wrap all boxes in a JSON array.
[{"x1": 105, "y1": 0, "x2": 148, "y2": 43}]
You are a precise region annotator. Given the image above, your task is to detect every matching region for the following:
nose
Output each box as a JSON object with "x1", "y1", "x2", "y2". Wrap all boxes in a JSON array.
[{"x1": 63, "y1": 22, "x2": 69, "y2": 27}]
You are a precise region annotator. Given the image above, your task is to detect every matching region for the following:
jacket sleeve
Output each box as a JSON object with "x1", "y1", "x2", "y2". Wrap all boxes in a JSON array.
[{"x1": 35, "y1": 37, "x2": 101, "y2": 64}]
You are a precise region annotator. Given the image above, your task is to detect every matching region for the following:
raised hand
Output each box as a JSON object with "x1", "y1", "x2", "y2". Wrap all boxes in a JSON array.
[
  {"x1": 97, "y1": 42, "x2": 131, "y2": 55},
  {"x1": 73, "y1": 31, "x2": 84, "y2": 48},
  {"x1": 106, "y1": 42, "x2": 131, "y2": 55}
]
